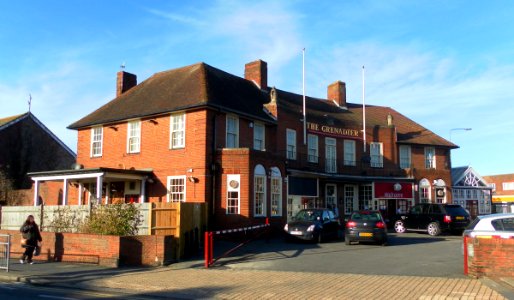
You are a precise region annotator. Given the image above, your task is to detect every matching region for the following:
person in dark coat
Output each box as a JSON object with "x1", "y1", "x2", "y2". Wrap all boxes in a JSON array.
[{"x1": 20, "y1": 215, "x2": 42, "y2": 264}]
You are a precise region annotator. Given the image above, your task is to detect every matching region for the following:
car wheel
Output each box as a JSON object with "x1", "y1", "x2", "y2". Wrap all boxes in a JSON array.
[
  {"x1": 344, "y1": 236, "x2": 351, "y2": 245},
  {"x1": 394, "y1": 220, "x2": 406, "y2": 233},
  {"x1": 427, "y1": 222, "x2": 441, "y2": 236}
]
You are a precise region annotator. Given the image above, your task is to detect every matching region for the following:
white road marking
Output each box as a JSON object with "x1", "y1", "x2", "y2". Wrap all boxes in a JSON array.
[{"x1": 38, "y1": 295, "x2": 77, "y2": 300}]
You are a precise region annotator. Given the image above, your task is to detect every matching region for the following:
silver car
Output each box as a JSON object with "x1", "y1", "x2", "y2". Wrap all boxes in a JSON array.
[{"x1": 463, "y1": 213, "x2": 514, "y2": 239}]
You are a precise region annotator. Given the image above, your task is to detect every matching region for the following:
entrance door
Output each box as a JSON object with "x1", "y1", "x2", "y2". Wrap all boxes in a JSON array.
[
  {"x1": 325, "y1": 184, "x2": 337, "y2": 215},
  {"x1": 467, "y1": 200, "x2": 478, "y2": 219}
]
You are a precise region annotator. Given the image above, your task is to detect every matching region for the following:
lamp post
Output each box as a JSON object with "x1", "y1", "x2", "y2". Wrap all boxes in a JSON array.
[{"x1": 449, "y1": 128, "x2": 472, "y2": 141}]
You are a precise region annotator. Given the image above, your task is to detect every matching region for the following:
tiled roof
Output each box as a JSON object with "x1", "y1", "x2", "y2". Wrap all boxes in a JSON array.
[
  {"x1": 275, "y1": 88, "x2": 457, "y2": 148},
  {"x1": 451, "y1": 166, "x2": 469, "y2": 183},
  {"x1": 68, "y1": 63, "x2": 275, "y2": 129},
  {"x1": 0, "y1": 113, "x2": 27, "y2": 128}
]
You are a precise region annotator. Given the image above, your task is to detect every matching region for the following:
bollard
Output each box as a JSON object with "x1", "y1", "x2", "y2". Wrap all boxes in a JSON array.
[
  {"x1": 204, "y1": 231, "x2": 210, "y2": 268},
  {"x1": 463, "y1": 236, "x2": 468, "y2": 275}
]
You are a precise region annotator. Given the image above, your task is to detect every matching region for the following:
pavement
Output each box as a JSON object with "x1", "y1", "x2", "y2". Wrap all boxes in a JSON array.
[{"x1": 0, "y1": 259, "x2": 513, "y2": 299}]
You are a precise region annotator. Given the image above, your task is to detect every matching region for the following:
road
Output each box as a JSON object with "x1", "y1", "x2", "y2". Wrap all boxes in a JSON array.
[{"x1": 198, "y1": 232, "x2": 465, "y2": 277}]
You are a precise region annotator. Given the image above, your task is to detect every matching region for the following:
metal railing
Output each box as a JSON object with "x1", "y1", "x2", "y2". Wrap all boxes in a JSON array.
[{"x1": 0, "y1": 234, "x2": 11, "y2": 272}]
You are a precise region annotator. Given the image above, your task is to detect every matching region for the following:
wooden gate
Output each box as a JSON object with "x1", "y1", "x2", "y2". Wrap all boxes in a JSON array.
[{"x1": 149, "y1": 202, "x2": 207, "y2": 260}]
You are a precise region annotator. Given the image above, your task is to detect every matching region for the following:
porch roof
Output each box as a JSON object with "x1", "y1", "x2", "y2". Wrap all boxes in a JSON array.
[{"x1": 28, "y1": 167, "x2": 153, "y2": 181}]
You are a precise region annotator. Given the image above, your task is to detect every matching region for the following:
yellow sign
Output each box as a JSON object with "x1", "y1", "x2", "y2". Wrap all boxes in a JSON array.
[
  {"x1": 492, "y1": 196, "x2": 514, "y2": 203},
  {"x1": 307, "y1": 122, "x2": 360, "y2": 139}
]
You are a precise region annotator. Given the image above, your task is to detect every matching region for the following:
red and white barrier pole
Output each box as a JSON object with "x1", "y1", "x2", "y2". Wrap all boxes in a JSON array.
[{"x1": 463, "y1": 236, "x2": 468, "y2": 275}]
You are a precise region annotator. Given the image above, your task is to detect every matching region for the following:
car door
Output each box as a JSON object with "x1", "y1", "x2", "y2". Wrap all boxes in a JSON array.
[
  {"x1": 404, "y1": 205, "x2": 422, "y2": 229},
  {"x1": 418, "y1": 204, "x2": 432, "y2": 230}
]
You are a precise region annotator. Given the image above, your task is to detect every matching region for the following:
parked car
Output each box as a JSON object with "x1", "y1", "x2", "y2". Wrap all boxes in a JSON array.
[
  {"x1": 284, "y1": 208, "x2": 340, "y2": 243},
  {"x1": 345, "y1": 210, "x2": 388, "y2": 245},
  {"x1": 463, "y1": 213, "x2": 514, "y2": 239},
  {"x1": 394, "y1": 203, "x2": 471, "y2": 236}
]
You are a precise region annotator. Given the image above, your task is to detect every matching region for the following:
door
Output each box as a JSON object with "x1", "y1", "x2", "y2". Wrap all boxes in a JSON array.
[
  {"x1": 325, "y1": 184, "x2": 337, "y2": 215},
  {"x1": 467, "y1": 200, "x2": 478, "y2": 219}
]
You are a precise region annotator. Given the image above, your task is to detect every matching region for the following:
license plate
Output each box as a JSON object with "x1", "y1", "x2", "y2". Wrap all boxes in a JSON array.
[
  {"x1": 359, "y1": 232, "x2": 373, "y2": 237},
  {"x1": 290, "y1": 230, "x2": 303, "y2": 235},
  {"x1": 456, "y1": 216, "x2": 464, "y2": 220}
]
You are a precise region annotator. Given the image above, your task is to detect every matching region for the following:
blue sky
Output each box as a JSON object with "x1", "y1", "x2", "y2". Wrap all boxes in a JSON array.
[{"x1": 1, "y1": 1, "x2": 513, "y2": 175}]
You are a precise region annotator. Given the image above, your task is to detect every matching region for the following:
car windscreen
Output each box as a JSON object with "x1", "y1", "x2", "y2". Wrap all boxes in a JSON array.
[
  {"x1": 350, "y1": 212, "x2": 381, "y2": 221},
  {"x1": 466, "y1": 217, "x2": 481, "y2": 230},
  {"x1": 295, "y1": 210, "x2": 322, "y2": 221},
  {"x1": 444, "y1": 205, "x2": 468, "y2": 216}
]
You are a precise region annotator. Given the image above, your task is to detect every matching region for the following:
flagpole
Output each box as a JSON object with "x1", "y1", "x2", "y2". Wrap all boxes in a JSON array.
[
  {"x1": 362, "y1": 66, "x2": 366, "y2": 153},
  {"x1": 302, "y1": 48, "x2": 307, "y2": 145}
]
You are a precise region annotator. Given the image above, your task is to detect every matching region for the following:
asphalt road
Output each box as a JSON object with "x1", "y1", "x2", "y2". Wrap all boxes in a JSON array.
[{"x1": 198, "y1": 232, "x2": 465, "y2": 277}]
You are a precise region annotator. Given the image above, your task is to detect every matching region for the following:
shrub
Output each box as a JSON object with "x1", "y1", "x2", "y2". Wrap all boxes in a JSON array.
[
  {"x1": 81, "y1": 203, "x2": 142, "y2": 236},
  {"x1": 45, "y1": 205, "x2": 85, "y2": 233}
]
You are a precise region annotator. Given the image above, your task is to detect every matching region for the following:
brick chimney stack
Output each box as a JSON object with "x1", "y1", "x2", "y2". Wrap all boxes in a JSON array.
[
  {"x1": 327, "y1": 81, "x2": 346, "y2": 107},
  {"x1": 244, "y1": 60, "x2": 267, "y2": 89},
  {"x1": 116, "y1": 71, "x2": 137, "y2": 97}
]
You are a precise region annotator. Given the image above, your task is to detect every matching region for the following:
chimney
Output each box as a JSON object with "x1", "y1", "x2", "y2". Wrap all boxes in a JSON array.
[
  {"x1": 116, "y1": 71, "x2": 137, "y2": 97},
  {"x1": 327, "y1": 81, "x2": 346, "y2": 107},
  {"x1": 244, "y1": 60, "x2": 267, "y2": 89}
]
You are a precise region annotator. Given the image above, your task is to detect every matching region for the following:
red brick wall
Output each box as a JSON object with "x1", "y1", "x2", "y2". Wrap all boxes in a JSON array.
[
  {"x1": 466, "y1": 237, "x2": 514, "y2": 278},
  {"x1": 76, "y1": 110, "x2": 210, "y2": 204},
  {"x1": 1, "y1": 230, "x2": 174, "y2": 267}
]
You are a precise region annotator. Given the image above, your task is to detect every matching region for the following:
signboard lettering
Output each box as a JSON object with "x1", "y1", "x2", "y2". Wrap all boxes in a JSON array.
[{"x1": 307, "y1": 122, "x2": 360, "y2": 139}]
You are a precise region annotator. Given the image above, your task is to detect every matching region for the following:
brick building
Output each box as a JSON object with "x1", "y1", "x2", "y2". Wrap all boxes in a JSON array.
[
  {"x1": 29, "y1": 59, "x2": 457, "y2": 228},
  {"x1": 483, "y1": 173, "x2": 514, "y2": 213},
  {"x1": 0, "y1": 112, "x2": 76, "y2": 205}
]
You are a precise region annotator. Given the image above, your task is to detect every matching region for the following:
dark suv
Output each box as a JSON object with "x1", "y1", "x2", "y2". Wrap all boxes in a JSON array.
[{"x1": 394, "y1": 204, "x2": 471, "y2": 236}]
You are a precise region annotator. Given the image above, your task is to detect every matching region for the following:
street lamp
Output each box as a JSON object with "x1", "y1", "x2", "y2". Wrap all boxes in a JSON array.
[{"x1": 449, "y1": 128, "x2": 472, "y2": 141}]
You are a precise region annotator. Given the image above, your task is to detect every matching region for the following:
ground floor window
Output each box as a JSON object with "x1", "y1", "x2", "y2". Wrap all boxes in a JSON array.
[
  {"x1": 167, "y1": 176, "x2": 186, "y2": 202},
  {"x1": 358, "y1": 185, "x2": 372, "y2": 210},
  {"x1": 254, "y1": 175, "x2": 266, "y2": 216},
  {"x1": 271, "y1": 176, "x2": 282, "y2": 216},
  {"x1": 397, "y1": 199, "x2": 412, "y2": 214},
  {"x1": 226, "y1": 174, "x2": 241, "y2": 214},
  {"x1": 325, "y1": 184, "x2": 337, "y2": 214},
  {"x1": 287, "y1": 198, "x2": 294, "y2": 218}
]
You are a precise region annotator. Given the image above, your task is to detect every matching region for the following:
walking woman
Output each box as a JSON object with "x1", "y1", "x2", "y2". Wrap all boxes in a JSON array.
[{"x1": 20, "y1": 215, "x2": 42, "y2": 264}]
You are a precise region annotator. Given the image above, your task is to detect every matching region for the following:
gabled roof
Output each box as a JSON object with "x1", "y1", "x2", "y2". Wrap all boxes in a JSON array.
[
  {"x1": 451, "y1": 166, "x2": 490, "y2": 187},
  {"x1": 0, "y1": 112, "x2": 76, "y2": 157},
  {"x1": 274, "y1": 88, "x2": 457, "y2": 148},
  {"x1": 68, "y1": 63, "x2": 276, "y2": 129}
]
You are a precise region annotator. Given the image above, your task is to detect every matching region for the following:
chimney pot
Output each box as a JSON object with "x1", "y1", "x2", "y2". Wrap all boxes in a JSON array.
[
  {"x1": 244, "y1": 60, "x2": 268, "y2": 89},
  {"x1": 116, "y1": 71, "x2": 137, "y2": 97},
  {"x1": 327, "y1": 81, "x2": 346, "y2": 107}
]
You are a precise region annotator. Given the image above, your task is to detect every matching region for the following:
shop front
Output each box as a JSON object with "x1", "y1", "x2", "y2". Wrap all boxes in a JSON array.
[
  {"x1": 286, "y1": 176, "x2": 319, "y2": 221},
  {"x1": 374, "y1": 181, "x2": 414, "y2": 223},
  {"x1": 492, "y1": 195, "x2": 514, "y2": 213}
]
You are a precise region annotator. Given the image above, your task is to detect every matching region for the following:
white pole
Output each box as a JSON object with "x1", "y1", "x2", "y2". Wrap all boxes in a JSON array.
[
  {"x1": 362, "y1": 66, "x2": 366, "y2": 153},
  {"x1": 302, "y1": 48, "x2": 307, "y2": 145}
]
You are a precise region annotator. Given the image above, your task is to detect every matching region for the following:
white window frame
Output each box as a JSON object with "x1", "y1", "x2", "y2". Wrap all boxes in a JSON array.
[
  {"x1": 343, "y1": 140, "x2": 356, "y2": 166},
  {"x1": 254, "y1": 165, "x2": 267, "y2": 217},
  {"x1": 344, "y1": 185, "x2": 356, "y2": 215},
  {"x1": 226, "y1": 115, "x2": 239, "y2": 148},
  {"x1": 286, "y1": 129, "x2": 297, "y2": 160},
  {"x1": 503, "y1": 182, "x2": 514, "y2": 191},
  {"x1": 399, "y1": 145, "x2": 411, "y2": 169},
  {"x1": 253, "y1": 122, "x2": 265, "y2": 151},
  {"x1": 127, "y1": 120, "x2": 141, "y2": 154},
  {"x1": 419, "y1": 178, "x2": 431, "y2": 203},
  {"x1": 370, "y1": 142, "x2": 383, "y2": 168},
  {"x1": 325, "y1": 184, "x2": 337, "y2": 213},
  {"x1": 325, "y1": 137, "x2": 337, "y2": 173},
  {"x1": 90, "y1": 126, "x2": 103, "y2": 157},
  {"x1": 227, "y1": 174, "x2": 241, "y2": 214},
  {"x1": 170, "y1": 114, "x2": 186, "y2": 149},
  {"x1": 358, "y1": 184, "x2": 373, "y2": 210},
  {"x1": 167, "y1": 175, "x2": 186, "y2": 202},
  {"x1": 270, "y1": 167, "x2": 282, "y2": 217},
  {"x1": 425, "y1": 147, "x2": 436, "y2": 169},
  {"x1": 307, "y1": 134, "x2": 318, "y2": 163}
]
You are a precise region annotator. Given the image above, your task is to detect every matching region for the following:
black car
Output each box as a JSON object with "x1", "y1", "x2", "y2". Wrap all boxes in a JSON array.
[
  {"x1": 284, "y1": 209, "x2": 340, "y2": 242},
  {"x1": 345, "y1": 210, "x2": 388, "y2": 245},
  {"x1": 394, "y1": 203, "x2": 471, "y2": 236}
]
